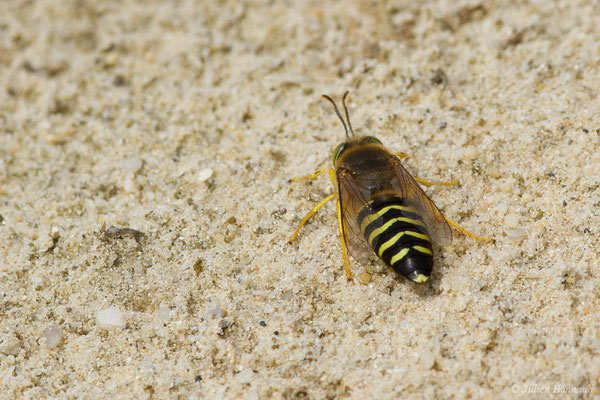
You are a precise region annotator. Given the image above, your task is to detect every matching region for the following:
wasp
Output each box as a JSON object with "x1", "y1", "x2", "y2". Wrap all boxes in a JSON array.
[{"x1": 289, "y1": 92, "x2": 493, "y2": 283}]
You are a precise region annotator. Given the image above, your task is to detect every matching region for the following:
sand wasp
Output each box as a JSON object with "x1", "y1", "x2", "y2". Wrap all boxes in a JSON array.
[{"x1": 289, "y1": 92, "x2": 493, "y2": 283}]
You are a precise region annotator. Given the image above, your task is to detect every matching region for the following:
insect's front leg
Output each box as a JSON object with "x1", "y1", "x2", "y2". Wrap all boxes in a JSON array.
[
  {"x1": 288, "y1": 193, "x2": 337, "y2": 243},
  {"x1": 289, "y1": 167, "x2": 350, "y2": 276},
  {"x1": 288, "y1": 167, "x2": 338, "y2": 243},
  {"x1": 289, "y1": 168, "x2": 336, "y2": 184}
]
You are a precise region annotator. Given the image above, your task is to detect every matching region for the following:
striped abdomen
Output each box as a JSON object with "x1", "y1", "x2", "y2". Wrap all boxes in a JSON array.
[{"x1": 357, "y1": 195, "x2": 433, "y2": 282}]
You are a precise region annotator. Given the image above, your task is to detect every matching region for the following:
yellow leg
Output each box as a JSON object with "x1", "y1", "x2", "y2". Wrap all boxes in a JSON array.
[
  {"x1": 335, "y1": 197, "x2": 352, "y2": 279},
  {"x1": 289, "y1": 168, "x2": 335, "y2": 183},
  {"x1": 290, "y1": 168, "x2": 349, "y2": 276},
  {"x1": 289, "y1": 193, "x2": 337, "y2": 243},
  {"x1": 445, "y1": 216, "x2": 495, "y2": 243},
  {"x1": 395, "y1": 151, "x2": 409, "y2": 159},
  {"x1": 415, "y1": 178, "x2": 460, "y2": 187}
]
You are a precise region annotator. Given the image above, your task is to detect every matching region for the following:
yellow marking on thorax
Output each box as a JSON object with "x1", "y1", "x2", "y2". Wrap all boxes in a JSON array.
[
  {"x1": 359, "y1": 205, "x2": 417, "y2": 234},
  {"x1": 377, "y1": 231, "x2": 431, "y2": 257},
  {"x1": 367, "y1": 217, "x2": 425, "y2": 246}
]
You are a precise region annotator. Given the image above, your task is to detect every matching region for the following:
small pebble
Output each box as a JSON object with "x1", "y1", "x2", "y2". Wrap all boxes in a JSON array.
[
  {"x1": 358, "y1": 272, "x2": 371, "y2": 284},
  {"x1": 113, "y1": 75, "x2": 126, "y2": 86},
  {"x1": 235, "y1": 369, "x2": 254, "y2": 384},
  {"x1": 219, "y1": 319, "x2": 231, "y2": 331},
  {"x1": 504, "y1": 214, "x2": 519, "y2": 228},
  {"x1": 489, "y1": 167, "x2": 501, "y2": 179},
  {"x1": 204, "y1": 307, "x2": 226, "y2": 320},
  {"x1": 419, "y1": 349, "x2": 435, "y2": 369},
  {"x1": 198, "y1": 168, "x2": 214, "y2": 182},
  {"x1": 42, "y1": 324, "x2": 63, "y2": 348},
  {"x1": 246, "y1": 389, "x2": 259, "y2": 400},
  {"x1": 462, "y1": 145, "x2": 477, "y2": 160},
  {"x1": 499, "y1": 182, "x2": 513, "y2": 193},
  {"x1": 158, "y1": 304, "x2": 171, "y2": 322},
  {"x1": 122, "y1": 157, "x2": 143, "y2": 173},
  {"x1": 96, "y1": 306, "x2": 123, "y2": 330},
  {"x1": 213, "y1": 233, "x2": 225, "y2": 244},
  {"x1": 105, "y1": 52, "x2": 119, "y2": 67},
  {"x1": 507, "y1": 228, "x2": 528, "y2": 243},
  {"x1": 0, "y1": 334, "x2": 21, "y2": 356},
  {"x1": 259, "y1": 320, "x2": 266, "y2": 327},
  {"x1": 123, "y1": 175, "x2": 137, "y2": 193},
  {"x1": 520, "y1": 193, "x2": 533, "y2": 204}
]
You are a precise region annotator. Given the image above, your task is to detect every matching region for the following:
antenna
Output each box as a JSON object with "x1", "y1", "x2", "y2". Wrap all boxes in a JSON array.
[
  {"x1": 341, "y1": 91, "x2": 355, "y2": 136},
  {"x1": 321, "y1": 94, "x2": 349, "y2": 138}
]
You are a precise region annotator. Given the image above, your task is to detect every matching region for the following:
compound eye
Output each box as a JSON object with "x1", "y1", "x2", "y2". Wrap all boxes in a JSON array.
[
  {"x1": 365, "y1": 136, "x2": 382, "y2": 145},
  {"x1": 332, "y1": 143, "x2": 346, "y2": 165}
]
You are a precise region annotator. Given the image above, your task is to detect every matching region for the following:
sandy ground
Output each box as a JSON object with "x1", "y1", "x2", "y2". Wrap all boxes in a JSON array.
[{"x1": 1, "y1": 0, "x2": 599, "y2": 398}]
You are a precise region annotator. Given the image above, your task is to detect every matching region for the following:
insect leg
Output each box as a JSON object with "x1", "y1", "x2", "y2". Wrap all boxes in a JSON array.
[
  {"x1": 444, "y1": 216, "x2": 495, "y2": 243},
  {"x1": 289, "y1": 193, "x2": 337, "y2": 243},
  {"x1": 335, "y1": 194, "x2": 352, "y2": 279},
  {"x1": 289, "y1": 168, "x2": 335, "y2": 183},
  {"x1": 415, "y1": 178, "x2": 460, "y2": 187},
  {"x1": 393, "y1": 152, "x2": 458, "y2": 186}
]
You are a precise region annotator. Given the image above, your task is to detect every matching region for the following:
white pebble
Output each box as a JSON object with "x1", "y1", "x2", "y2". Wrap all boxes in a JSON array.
[
  {"x1": 204, "y1": 307, "x2": 226, "y2": 320},
  {"x1": 507, "y1": 228, "x2": 528, "y2": 243},
  {"x1": 123, "y1": 175, "x2": 137, "y2": 193},
  {"x1": 520, "y1": 193, "x2": 533, "y2": 204},
  {"x1": 158, "y1": 304, "x2": 171, "y2": 322},
  {"x1": 419, "y1": 349, "x2": 435, "y2": 369},
  {"x1": 489, "y1": 167, "x2": 501, "y2": 178},
  {"x1": 198, "y1": 168, "x2": 214, "y2": 182},
  {"x1": 235, "y1": 368, "x2": 254, "y2": 384},
  {"x1": 0, "y1": 334, "x2": 21, "y2": 356},
  {"x1": 122, "y1": 157, "x2": 143, "y2": 173},
  {"x1": 96, "y1": 306, "x2": 123, "y2": 330},
  {"x1": 42, "y1": 324, "x2": 63, "y2": 348},
  {"x1": 504, "y1": 214, "x2": 520, "y2": 228},
  {"x1": 462, "y1": 145, "x2": 477, "y2": 160}
]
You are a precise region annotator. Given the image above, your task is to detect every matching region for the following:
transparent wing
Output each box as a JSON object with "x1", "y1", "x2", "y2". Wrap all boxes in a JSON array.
[
  {"x1": 336, "y1": 155, "x2": 452, "y2": 265},
  {"x1": 390, "y1": 157, "x2": 452, "y2": 246},
  {"x1": 337, "y1": 169, "x2": 376, "y2": 264}
]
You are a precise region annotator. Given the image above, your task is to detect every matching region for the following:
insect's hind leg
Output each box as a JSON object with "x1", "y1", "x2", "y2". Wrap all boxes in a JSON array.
[
  {"x1": 288, "y1": 193, "x2": 337, "y2": 243},
  {"x1": 445, "y1": 216, "x2": 495, "y2": 243},
  {"x1": 415, "y1": 178, "x2": 460, "y2": 187},
  {"x1": 335, "y1": 196, "x2": 352, "y2": 280},
  {"x1": 394, "y1": 153, "x2": 458, "y2": 186}
]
